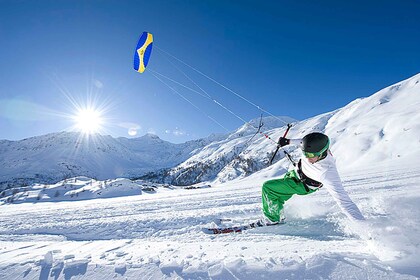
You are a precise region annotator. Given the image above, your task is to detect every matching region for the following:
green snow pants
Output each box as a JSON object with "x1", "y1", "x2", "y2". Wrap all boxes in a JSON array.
[{"x1": 262, "y1": 170, "x2": 316, "y2": 222}]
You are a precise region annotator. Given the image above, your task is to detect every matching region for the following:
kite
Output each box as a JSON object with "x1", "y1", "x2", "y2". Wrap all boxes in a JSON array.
[{"x1": 133, "y1": 32, "x2": 153, "y2": 73}]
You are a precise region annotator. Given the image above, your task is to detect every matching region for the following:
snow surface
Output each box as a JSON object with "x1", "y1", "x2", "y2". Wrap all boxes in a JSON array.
[
  {"x1": 1, "y1": 74, "x2": 420, "y2": 279},
  {"x1": 1, "y1": 162, "x2": 419, "y2": 279}
]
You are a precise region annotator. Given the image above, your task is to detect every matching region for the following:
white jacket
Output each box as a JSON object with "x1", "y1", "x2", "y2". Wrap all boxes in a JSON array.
[{"x1": 290, "y1": 139, "x2": 365, "y2": 221}]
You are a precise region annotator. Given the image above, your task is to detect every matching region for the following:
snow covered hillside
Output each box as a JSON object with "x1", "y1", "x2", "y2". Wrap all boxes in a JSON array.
[
  {"x1": 148, "y1": 73, "x2": 420, "y2": 185},
  {"x1": 0, "y1": 176, "x2": 188, "y2": 204},
  {"x1": 145, "y1": 116, "x2": 296, "y2": 185}
]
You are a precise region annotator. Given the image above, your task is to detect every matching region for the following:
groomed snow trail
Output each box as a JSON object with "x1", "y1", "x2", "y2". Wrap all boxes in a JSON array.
[{"x1": 1, "y1": 164, "x2": 419, "y2": 279}]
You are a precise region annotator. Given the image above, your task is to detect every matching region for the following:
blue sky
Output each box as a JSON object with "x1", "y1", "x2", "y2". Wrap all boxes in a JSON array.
[{"x1": 0, "y1": 0, "x2": 419, "y2": 143}]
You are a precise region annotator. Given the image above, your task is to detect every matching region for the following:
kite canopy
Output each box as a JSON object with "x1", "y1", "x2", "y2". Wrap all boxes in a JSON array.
[{"x1": 133, "y1": 32, "x2": 153, "y2": 73}]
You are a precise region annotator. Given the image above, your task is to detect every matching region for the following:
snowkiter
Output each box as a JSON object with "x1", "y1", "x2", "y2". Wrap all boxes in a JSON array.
[{"x1": 262, "y1": 132, "x2": 365, "y2": 224}]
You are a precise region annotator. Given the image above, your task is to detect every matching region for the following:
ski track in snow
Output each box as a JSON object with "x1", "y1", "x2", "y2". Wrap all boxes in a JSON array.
[{"x1": 1, "y1": 164, "x2": 420, "y2": 279}]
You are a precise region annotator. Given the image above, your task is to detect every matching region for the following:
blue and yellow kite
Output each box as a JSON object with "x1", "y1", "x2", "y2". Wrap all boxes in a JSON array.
[{"x1": 133, "y1": 32, "x2": 153, "y2": 73}]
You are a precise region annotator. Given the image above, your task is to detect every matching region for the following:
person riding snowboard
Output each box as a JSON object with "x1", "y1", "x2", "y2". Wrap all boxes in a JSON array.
[{"x1": 261, "y1": 132, "x2": 365, "y2": 225}]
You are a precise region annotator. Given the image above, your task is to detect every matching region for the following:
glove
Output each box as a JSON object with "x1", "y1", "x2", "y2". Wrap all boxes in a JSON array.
[{"x1": 278, "y1": 137, "x2": 290, "y2": 147}]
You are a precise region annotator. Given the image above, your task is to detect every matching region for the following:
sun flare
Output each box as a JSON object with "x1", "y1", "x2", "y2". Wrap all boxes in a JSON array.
[{"x1": 73, "y1": 108, "x2": 104, "y2": 134}]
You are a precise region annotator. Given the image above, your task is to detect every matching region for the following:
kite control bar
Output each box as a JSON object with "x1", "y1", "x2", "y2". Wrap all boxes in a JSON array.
[{"x1": 269, "y1": 123, "x2": 292, "y2": 165}]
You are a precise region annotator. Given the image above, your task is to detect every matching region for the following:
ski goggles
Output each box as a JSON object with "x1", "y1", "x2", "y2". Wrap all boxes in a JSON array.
[
  {"x1": 303, "y1": 150, "x2": 323, "y2": 158},
  {"x1": 303, "y1": 140, "x2": 330, "y2": 158}
]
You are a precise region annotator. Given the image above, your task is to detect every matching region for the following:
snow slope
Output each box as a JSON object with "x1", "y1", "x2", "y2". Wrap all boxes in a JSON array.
[
  {"x1": 1, "y1": 74, "x2": 420, "y2": 279},
  {"x1": 0, "y1": 161, "x2": 419, "y2": 279}
]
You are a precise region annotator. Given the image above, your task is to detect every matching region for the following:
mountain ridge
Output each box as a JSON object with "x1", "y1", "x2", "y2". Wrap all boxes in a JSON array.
[{"x1": 0, "y1": 130, "x2": 225, "y2": 189}]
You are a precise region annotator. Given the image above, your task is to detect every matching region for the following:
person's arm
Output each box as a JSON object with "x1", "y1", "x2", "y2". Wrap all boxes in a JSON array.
[{"x1": 321, "y1": 168, "x2": 365, "y2": 221}]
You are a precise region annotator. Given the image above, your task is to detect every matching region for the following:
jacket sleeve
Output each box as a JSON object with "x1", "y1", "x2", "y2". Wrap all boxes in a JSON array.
[{"x1": 321, "y1": 167, "x2": 365, "y2": 221}]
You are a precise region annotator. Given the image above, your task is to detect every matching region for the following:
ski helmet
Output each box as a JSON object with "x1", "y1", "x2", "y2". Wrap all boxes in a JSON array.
[{"x1": 301, "y1": 132, "x2": 330, "y2": 158}]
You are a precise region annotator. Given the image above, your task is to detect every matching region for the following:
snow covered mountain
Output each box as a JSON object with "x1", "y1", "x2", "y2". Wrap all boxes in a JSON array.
[
  {"x1": 145, "y1": 73, "x2": 420, "y2": 185},
  {"x1": 141, "y1": 116, "x2": 296, "y2": 185},
  {"x1": 0, "y1": 131, "x2": 224, "y2": 190}
]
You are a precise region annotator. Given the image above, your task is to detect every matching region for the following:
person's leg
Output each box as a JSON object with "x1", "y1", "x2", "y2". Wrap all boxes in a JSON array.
[{"x1": 262, "y1": 170, "x2": 312, "y2": 222}]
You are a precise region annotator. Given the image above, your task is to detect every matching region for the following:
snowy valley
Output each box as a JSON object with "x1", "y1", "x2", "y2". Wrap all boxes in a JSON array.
[{"x1": 0, "y1": 73, "x2": 420, "y2": 279}]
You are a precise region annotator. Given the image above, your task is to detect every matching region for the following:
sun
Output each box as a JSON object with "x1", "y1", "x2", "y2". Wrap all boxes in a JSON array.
[{"x1": 73, "y1": 107, "x2": 104, "y2": 134}]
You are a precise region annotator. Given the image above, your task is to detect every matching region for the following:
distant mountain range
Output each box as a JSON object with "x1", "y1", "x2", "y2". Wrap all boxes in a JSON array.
[
  {"x1": 1, "y1": 73, "x2": 419, "y2": 190},
  {"x1": 0, "y1": 131, "x2": 225, "y2": 189}
]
